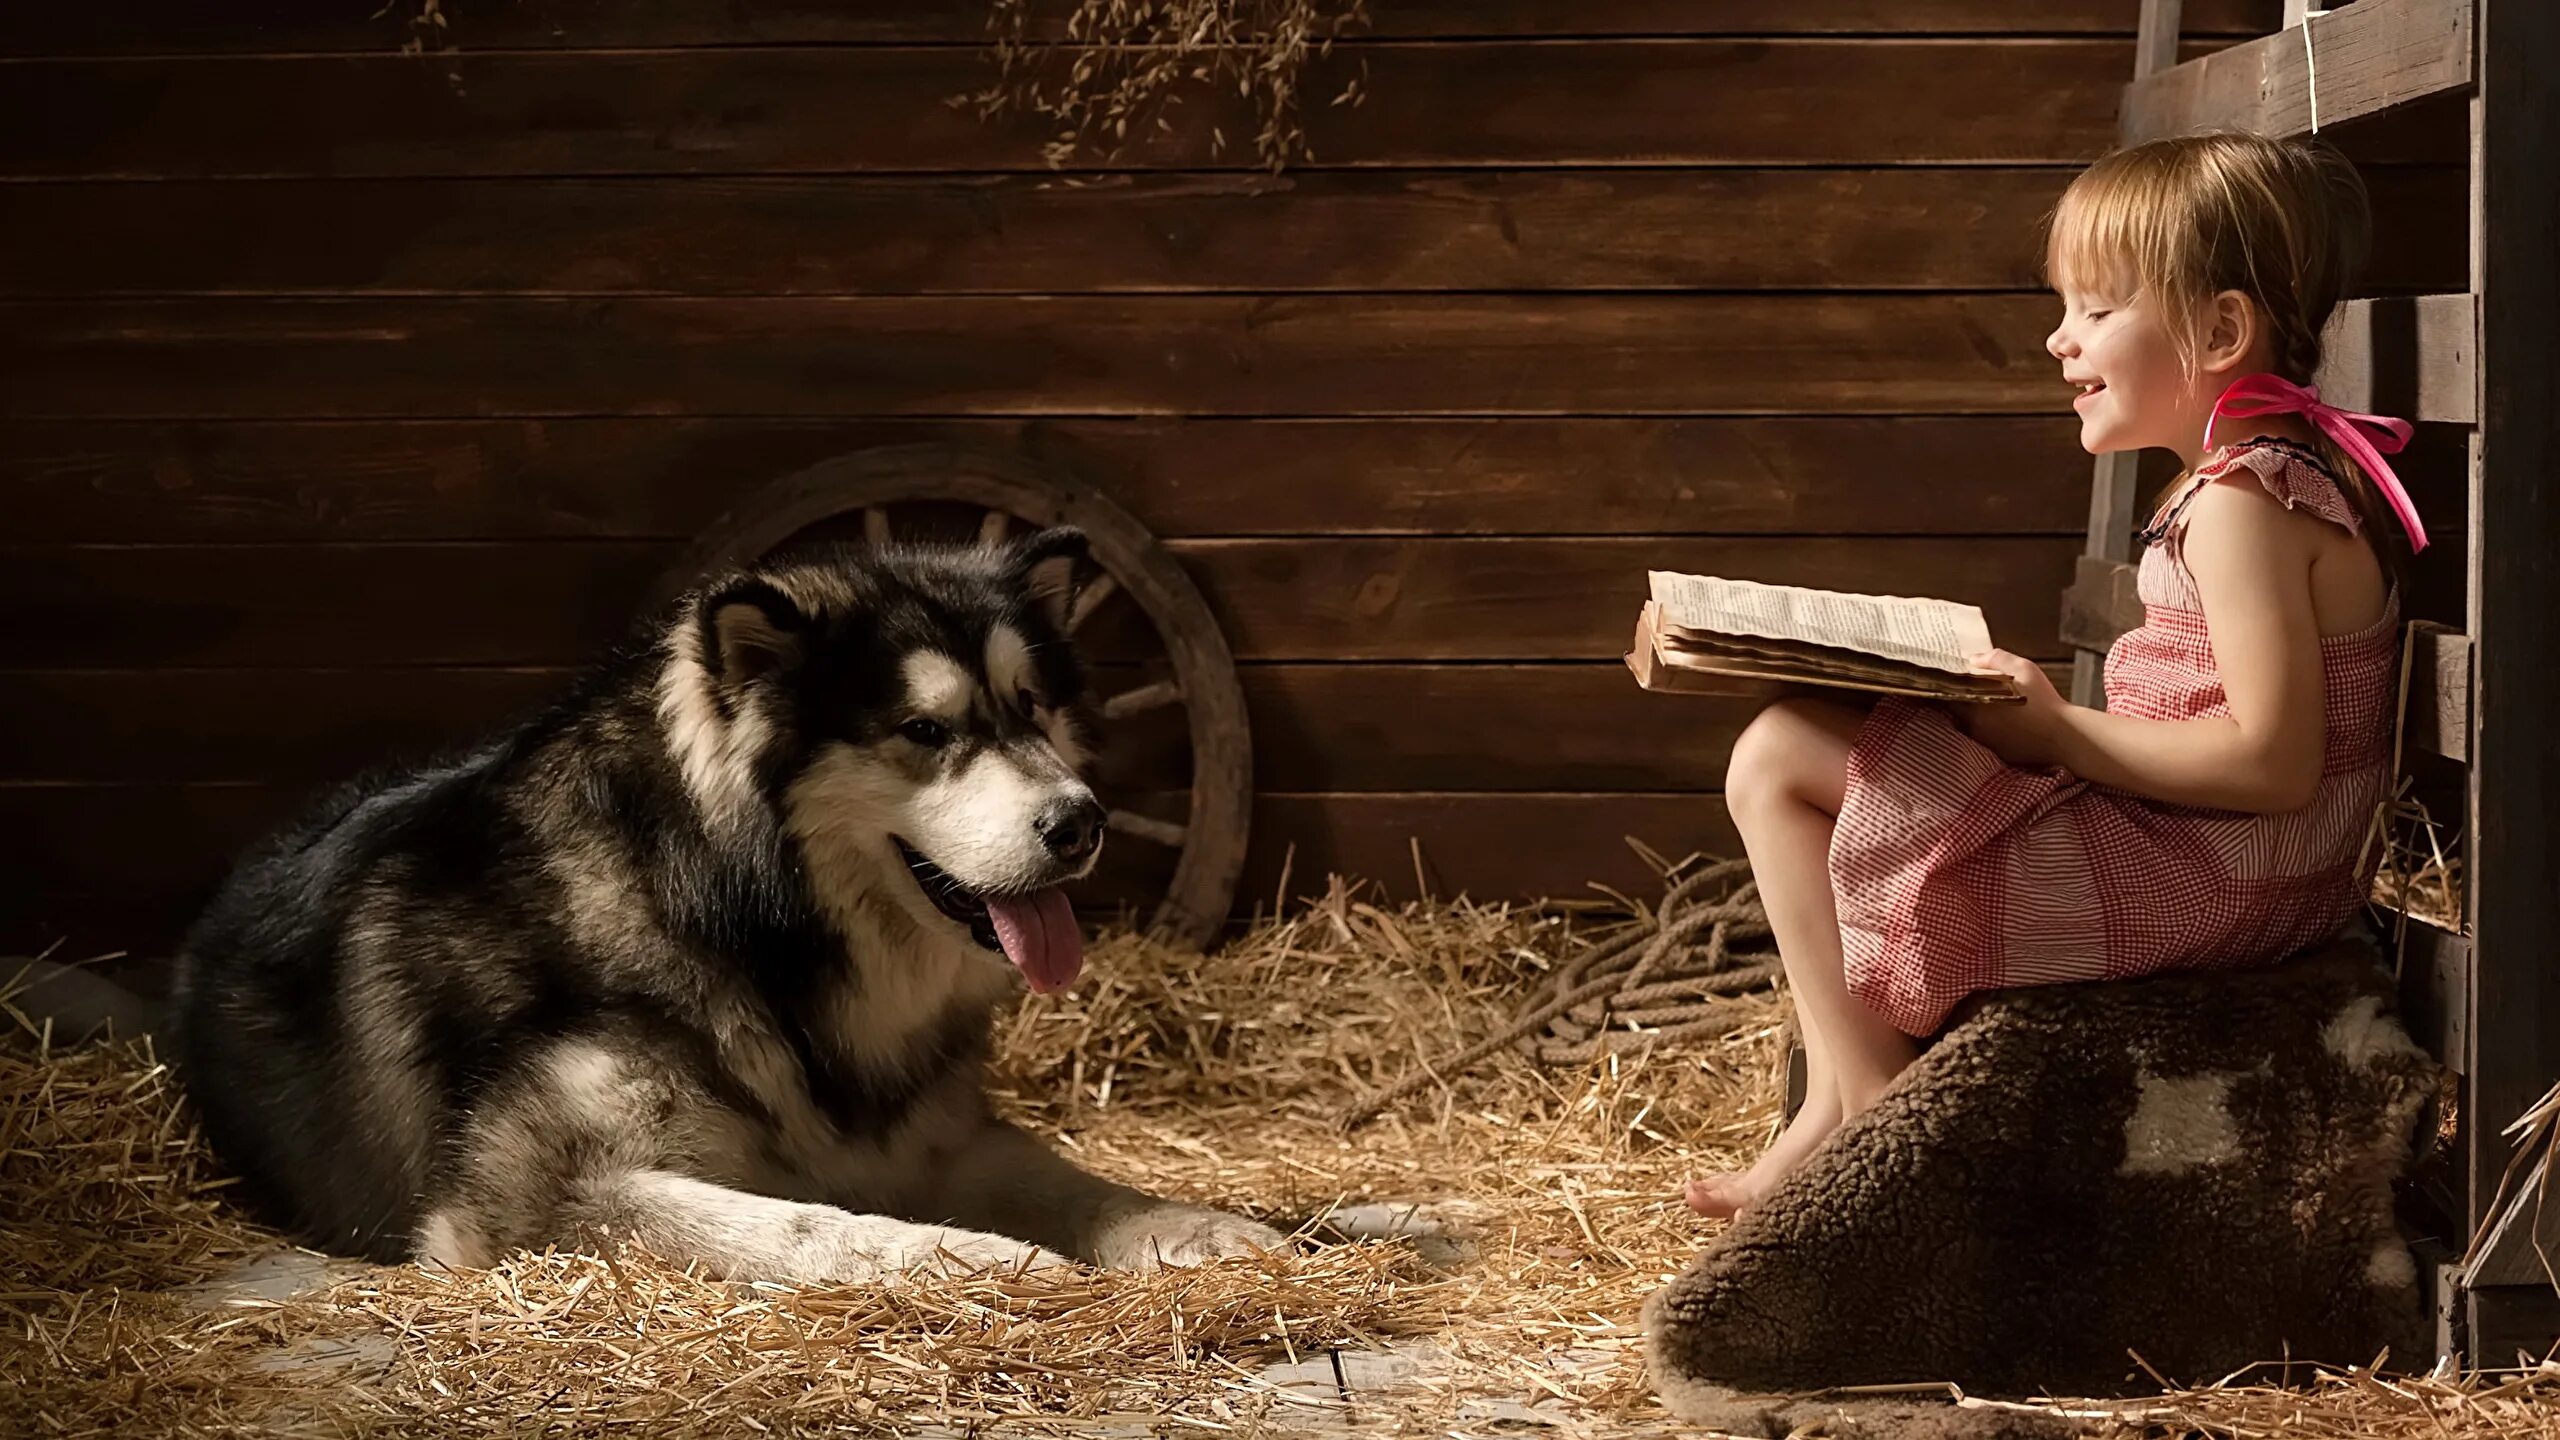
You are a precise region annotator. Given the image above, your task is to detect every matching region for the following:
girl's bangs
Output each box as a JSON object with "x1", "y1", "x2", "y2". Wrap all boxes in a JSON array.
[{"x1": 2045, "y1": 165, "x2": 2166, "y2": 299}]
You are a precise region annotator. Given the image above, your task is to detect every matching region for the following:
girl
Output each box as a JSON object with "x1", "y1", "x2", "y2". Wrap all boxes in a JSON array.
[{"x1": 1686, "y1": 131, "x2": 2426, "y2": 1218}]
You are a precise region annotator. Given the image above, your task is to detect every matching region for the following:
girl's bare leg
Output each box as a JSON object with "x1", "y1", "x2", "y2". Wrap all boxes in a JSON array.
[{"x1": 1685, "y1": 698, "x2": 1919, "y2": 1218}]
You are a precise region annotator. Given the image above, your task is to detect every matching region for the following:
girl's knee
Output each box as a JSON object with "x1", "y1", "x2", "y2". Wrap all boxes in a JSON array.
[
  {"x1": 1726, "y1": 702, "x2": 1807, "y2": 812},
  {"x1": 1727, "y1": 699, "x2": 1857, "y2": 817}
]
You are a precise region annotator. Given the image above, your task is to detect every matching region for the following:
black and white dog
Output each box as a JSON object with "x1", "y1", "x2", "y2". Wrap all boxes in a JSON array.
[{"x1": 173, "y1": 529, "x2": 1283, "y2": 1280}]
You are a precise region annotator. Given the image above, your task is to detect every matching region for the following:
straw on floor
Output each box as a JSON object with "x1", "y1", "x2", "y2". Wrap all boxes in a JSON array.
[{"x1": 5, "y1": 859, "x2": 2554, "y2": 1438}]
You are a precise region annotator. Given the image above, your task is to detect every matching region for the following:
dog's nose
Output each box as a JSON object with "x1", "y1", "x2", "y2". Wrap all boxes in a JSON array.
[{"x1": 1037, "y1": 796, "x2": 1105, "y2": 863}]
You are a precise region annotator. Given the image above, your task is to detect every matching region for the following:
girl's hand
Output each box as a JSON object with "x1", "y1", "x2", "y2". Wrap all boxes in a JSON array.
[{"x1": 1956, "y1": 648, "x2": 2069, "y2": 767}]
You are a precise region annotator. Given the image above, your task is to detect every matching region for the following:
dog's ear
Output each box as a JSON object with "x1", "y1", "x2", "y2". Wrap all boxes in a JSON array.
[
  {"x1": 699, "y1": 575, "x2": 805, "y2": 686},
  {"x1": 1007, "y1": 526, "x2": 1091, "y2": 631}
]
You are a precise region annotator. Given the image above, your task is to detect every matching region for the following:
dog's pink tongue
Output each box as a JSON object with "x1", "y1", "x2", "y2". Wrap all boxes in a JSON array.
[{"x1": 985, "y1": 889, "x2": 1083, "y2": 994}]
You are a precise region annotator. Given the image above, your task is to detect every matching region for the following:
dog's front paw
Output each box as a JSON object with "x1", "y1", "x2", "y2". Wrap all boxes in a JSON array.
[{"x1": 1090, "y1": 1203, "x2": 1288, "y2": 1271}]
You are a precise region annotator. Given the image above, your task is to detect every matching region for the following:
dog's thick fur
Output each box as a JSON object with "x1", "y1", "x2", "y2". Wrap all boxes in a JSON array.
[{"x1": 172, "y1": 529, "x2": 1283, "y2": 1281}]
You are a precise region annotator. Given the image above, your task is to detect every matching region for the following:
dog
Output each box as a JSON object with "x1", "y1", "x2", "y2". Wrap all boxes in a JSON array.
[{"x1": 170, "y1": 527, "x2": 1286, "y2": 1281}]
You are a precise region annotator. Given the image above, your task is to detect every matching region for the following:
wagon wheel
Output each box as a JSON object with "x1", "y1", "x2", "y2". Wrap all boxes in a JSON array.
[{"x1": 661, "y1": 443, "x2": 1250, "y2": 952}]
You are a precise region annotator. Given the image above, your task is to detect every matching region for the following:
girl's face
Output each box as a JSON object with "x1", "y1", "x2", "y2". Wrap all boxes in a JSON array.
[{"x1": 2045, "y1": 273, "x2": 2207, "y2": 459}]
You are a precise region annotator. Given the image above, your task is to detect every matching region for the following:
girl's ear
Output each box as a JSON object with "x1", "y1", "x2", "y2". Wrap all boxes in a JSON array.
[{"x1": 2198, "y1": 289, "x2": 2260, "y2": 376}]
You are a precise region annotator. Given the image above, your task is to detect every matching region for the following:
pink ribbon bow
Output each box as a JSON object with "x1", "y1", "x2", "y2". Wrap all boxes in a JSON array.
[{"x1": 2203, "y1": 373, "x2": 2426, "y2": 553}]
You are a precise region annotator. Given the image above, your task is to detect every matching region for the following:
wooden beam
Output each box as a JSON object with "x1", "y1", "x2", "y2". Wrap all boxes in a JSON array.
[
  {"x1": 2058, "y1": 554, "x2": 2145, "y2": 655},
  {"x1": 2071, "y1": 450, "x2": 2149, "y2": 704},
  {"x1": 2073, "y1": 0, "x2": 2184, "y2": 708},
  {"x1": 2404, "y1": 623, "x2": 2470, "y2": 764},
  {"x1": 2316, "y1": 294, "x2": 2478, "y2": 426},
  {"x1": 2464, "y1": 0, "x2": 2560, "y2": 1296},
  {"x1": 2122, "y1": 0, "x2": 2474, "y2": 143},
  {"x1": 2134, "y1": 0, "x2": 2187, "y2": 84}
]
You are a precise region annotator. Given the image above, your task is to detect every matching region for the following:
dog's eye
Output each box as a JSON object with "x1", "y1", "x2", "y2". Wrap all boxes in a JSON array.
[{"x1": 898, "y1": 717, "x2": 951, "y2": 748}]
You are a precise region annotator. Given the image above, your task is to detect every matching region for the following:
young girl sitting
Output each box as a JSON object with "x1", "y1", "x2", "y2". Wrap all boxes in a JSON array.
[{"x1": 1686, "y1": 131, "x2": 2427, "y2": 1219}]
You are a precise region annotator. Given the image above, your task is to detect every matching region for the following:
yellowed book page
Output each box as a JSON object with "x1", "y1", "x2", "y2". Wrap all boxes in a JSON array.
[
  {"x1": 1659, "y1": 637, "x2": 2016, "y2": 699},
  {"x1": 1647, "y1": 571, "x2": 1993, "y2": 675},
  {"x1": 1630, "y1": 602, "x2": 2019, "y2": 703}
]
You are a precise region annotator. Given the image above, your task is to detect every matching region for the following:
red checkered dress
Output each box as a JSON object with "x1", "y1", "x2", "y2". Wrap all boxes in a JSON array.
[{"x1": 1829, "y1": 438, "x2": 2401, "y2": 1037}]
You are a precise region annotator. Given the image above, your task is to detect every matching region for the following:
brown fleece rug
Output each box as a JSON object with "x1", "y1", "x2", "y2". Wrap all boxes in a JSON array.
[{"x1": 1645, "y1": 935, "x2": 2439, "y2": 1412}]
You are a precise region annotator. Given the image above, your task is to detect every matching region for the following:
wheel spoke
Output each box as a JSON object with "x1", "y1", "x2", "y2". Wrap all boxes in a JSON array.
[
  {"x1": 978, "y1": 509, "x2": 1013, "y2": 547},
  {"x1": 864, "y1": 507, "x2": 892, "y2": 546},
  {"x1": 1100, "y1": 679, "x2": 1183, "y2": 720},
  {"x1": 1066, "y1": 572, "x2": 1119, "y2": 633},
  {"x1": 1106, "y1": 809, "x2": 1188, "y2": 847}
]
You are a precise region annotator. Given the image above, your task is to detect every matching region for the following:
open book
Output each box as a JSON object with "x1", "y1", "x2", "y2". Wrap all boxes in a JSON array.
[{"x1": 1626, "y1": 571, "x2": 2023, "y2": 704}]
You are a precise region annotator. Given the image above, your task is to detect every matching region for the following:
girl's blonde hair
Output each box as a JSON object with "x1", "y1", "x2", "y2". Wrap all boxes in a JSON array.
[{"x1": 2045, "y1": 132, "x2": 2404, "y2": 572}]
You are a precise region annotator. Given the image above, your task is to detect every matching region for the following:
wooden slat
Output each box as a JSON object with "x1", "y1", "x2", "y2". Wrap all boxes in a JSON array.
[
  {"x1": 0, "y1": 537, "x2": 2077, "y2": 668},
  {"x1": 0, "y1": 43, "x2": 2143, "y2": 179},
  {"x1": 2121, "y1": 0, "x2": 2474, "y2": 143},
  {"x1": 0, "y1": 783, "x2": 1747, "y2": 953},
  {"x1": 2464, "y1": 0, "x2": 2560, "y2": 1297},
  {"x1": 2316, "y1": 294, "x2": 2478, "y2": 426},
  {"x1": 3, "y1": 657, "x2": 2079, "y2": 794},
  {"x1": 0, "y1": 667, "x2": 564, "y2": 785},
  {"x1": 0, "y1": 417, "x2": 2091, "y2": 543},
  {"x1": 0, "y1": 168, "x2": 2469, "y2": 298},
  {"x1": 2404, "y1": 624, "x2": 2470, "y2": 764},
  {"x1": 0, "y1": 0, "x2": 2286, "y2": 54},
  {"x1": 0, "y1": 170, "x2": 2071, "y2": 296},
  {"x1": 2057, "y1": 554, "x2": 2145, "y2": 654},
  {"x1": 2394, "y1": 916, "x2": 2471, "y2": 1070},
  {"x1": 0, "y1": 294, "x2": 2074, "y2": 419}
]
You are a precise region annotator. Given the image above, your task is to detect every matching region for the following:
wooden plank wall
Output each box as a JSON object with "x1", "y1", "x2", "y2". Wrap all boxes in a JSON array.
[{"x1": 0, "y1": 1, "x2": 2300, "y2": 956}]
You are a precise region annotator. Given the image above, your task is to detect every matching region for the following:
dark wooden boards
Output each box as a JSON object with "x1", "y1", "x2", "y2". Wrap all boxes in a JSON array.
[
  {"x1": 0, "y1": 537, "x2": 2079, "y2": 668},
  {"x1": 2121, "y1": 0, "x2": 2475, "y2": 143},
  {"x1": 0, "y1": 0, "x2": 2285, "y2": 54},
  {"x1": 0, "y1": 6, "x2": 2253, "y2": 940},
  {"x1": 0, "y1": 42, "x2": 2142, "y2": 177},
  {"x1": 0, "y1": 417, "x2": 2091, "y2": 543},
  {"x1": 0, "y1": 294, "x2": 2073, "y2": 419}
]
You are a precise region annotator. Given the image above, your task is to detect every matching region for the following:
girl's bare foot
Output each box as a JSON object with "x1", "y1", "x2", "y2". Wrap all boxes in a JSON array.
[
  {"x1": 1683, "y1": 1090, "x2": 1842, "y2": 1219},
  {"x1": 1683, "y1": 1172, "x2": 1762, "y2": 1218}
]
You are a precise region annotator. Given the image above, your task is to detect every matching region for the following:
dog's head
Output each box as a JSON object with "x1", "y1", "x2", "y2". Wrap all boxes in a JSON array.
[{"x1": 661, "y1": 527, "x2": 1104, "y2": 992}]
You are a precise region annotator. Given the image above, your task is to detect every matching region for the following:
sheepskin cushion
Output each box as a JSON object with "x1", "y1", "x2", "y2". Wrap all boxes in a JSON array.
[{"x1": 1645, "y1": 935, "x2": 2437, "y2": 1410}]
